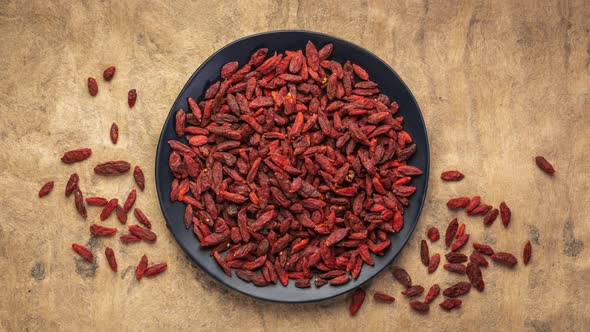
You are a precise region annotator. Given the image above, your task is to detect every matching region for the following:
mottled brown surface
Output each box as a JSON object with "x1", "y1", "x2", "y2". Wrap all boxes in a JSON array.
[{"x1": 1, "y1": 0, "x2": 589, "y2": 331}]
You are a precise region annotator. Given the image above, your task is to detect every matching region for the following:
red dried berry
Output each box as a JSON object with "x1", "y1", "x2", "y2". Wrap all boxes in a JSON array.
[
  {"x1": 128, "y1": 224, "x2": 156, "y2": 242},
  {"x1": 427, "y1": 227, "x2": 440, "y2": 242},
  {"x1": 491, "y1": 252, "x2": 518, "y2": 267},
  {"x1": 145, "y1": 262, "x2": 168, "y2": 277},
  {"x1": 120, "y1": 234, "x2": 141, "y2": 243},
  {"x1": 465, "y1": 196, "x2": 480, "y2": 213},
  {"x1": 103, "y1": 66, "x2": 116, "y2": 81},
  {"x1": 349, "y1": 288, "x2": 366, "y2": 315},
  {"x1": 136, "y1": 255, "x2": 148, "y2": 279},
  {"x1": 128, "y1": 89, "x2": 137, "y2": 108},
  {"x1": 420, "y1": 240, "x2": 429, "y2": 266},
  {"x1": 100, "y1": 198, "x2": 118, "y2": 220},
  {"x1": 65, "y1": 173, "x2": 79, "y2": 197},
  {"x1": 133, "y1": 208, "x2": 152, "y2": 229},
  {"x1": 455, "y1": 223, "x2": 465, "y2": 237},
  {"x1": 468, "y1": 204, "x2": 492, "y2": 216},
  {"x1": 402, "y1": 285, "x2": 424, "y2": 297},
  {"x1": 535, "y1": 156, "x2": 555, "y2": 174},
  {"x1": 483, "y1": 208, "x2": 499, "y2": 226},
  {"x1": 72, "y1": 243, "x2": 94, "y2": 262},
  {"x1": 409, "y1": 301, "x2": 429, "y2": 313},
  {"x1": 444, "y1": 263, "x2": 467, "y2": 274},
  {"x1": 115, "y1": 205, "x2": 127, "y2": 224},
  {"x1": 439, "y1": 298, "x2": 462, "y2": 311},
  {"x1": 73, "y1": 188, "x2": 87, "y2": 219},
  {"x1": 133, "y1": 165, "x2": 145, "y2": 191},
  {"x1": 445, "y1": 252, "x2": 468, "y2": 263},
  {"x1": 466, "y1": 262, "x2": 484, "y2": 291},
  {"x1": 94, "y1": 161, "x2": 131, "y2": 175},
  {"x1": 473, "y1": 243, "x2": 495, "y2": 255},
  {"x1": 123, "y1": 189, "x2": 136, "y2": 212},
  {"x1": 86, "y1": 196, "x2": 108, "y2": 206},
  {"x1": 500, "y1": 202, "x2": 511, "y2": 227},
  {"x1": 373, "y1": 292, "x2": 395, "y2": 303},
  {"x1": 90, "y1": 224, "x2": 117, "y2": 237},
  {"x1": 110, "y1": 122, "x2": 118, "y2": 144},
  {"x1": 87, "y1": 77, "x2": 98, "y2": 96},
  {"x1": 440, "y1": 170, "x2": 464, "y2": 181},
  {"x1": 469, "y1": 251, "x2": 489, "y2": 267},
  {"x1": 61, "y1": 148, "x2": 92, "y2": 164},
  {"x1": 38, "y1": 181, "x2": 54, "y2": 197},
  {"x1": 443, "y1": 282, "x2": 471, "y2": 298},
  {"x1": 447, "y1": 197, "x2": 470, "y2": 209},
  {"x1": 424, "y1": 284, "x2": 440, "y2": 304},
  {"x1": 445, "y1": 218, "x2": 459, "y2": 247},
  {"x1": 105, "y1": 247, "x2": 118, "y2": 272},
  {"x1": 428, "y1": 253, "x2": 440, "y2": 273},
  {"x1": 523, "y1": 241, "x2": 532, "y2": 265},
  {"x1": 451, "y1": 234, "x2": 469, "y2": 252},
  {"x1": 392, "y1": 268, "x2": 412, "y2": 287}
]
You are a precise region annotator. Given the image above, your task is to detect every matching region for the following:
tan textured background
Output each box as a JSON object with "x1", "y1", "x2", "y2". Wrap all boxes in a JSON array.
[{"x1": 1, "y1": 0, "x2": 589, "y2": 331}]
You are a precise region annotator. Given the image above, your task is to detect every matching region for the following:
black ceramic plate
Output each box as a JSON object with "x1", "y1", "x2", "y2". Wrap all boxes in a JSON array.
[{"x1": 155, "y1": 30, "x2": 429, "y2": 303}]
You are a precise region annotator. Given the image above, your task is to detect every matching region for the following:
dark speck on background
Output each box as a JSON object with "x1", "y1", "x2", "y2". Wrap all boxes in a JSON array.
[
  {"x1": 563, "y1": 218, "x2": 583, "y2": 257},
  {"x1": 525, "y1": 319, "x2": 552, "y2": 332},
  {"x1": 31, "y1": 262, "x2": 45, "y2": 281},
  {"x1": 528, "y1": 225, "x2": 541, "y2": 245}
]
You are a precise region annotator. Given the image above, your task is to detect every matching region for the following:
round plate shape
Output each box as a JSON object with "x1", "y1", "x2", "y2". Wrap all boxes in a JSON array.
[{"x1": 155, "y1": 30, "x2": 429, "y2": 303}]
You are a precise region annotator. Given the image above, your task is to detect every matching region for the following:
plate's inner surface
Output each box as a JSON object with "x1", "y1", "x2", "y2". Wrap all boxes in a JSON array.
[{"x1": 155, "y1": 31, "x2": 429, "y2": 303}]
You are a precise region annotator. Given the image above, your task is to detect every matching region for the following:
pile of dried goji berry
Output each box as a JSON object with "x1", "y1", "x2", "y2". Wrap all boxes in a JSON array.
[
  {"x1": 166, "y1": 41, "x2": 422, "y2": 288},
  {"x1": 349, "y1": 161, "x2": 554, "y2": 314},
  {"x1": 38, "y1": 67, "x2": 166, "y2": 279}
]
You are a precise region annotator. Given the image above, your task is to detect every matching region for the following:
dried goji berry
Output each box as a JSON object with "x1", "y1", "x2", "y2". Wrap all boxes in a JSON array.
[
  {"x1": 65, "y1": 173, "x2": 79, "y2": 197},
  {"x1": 473, "y1": 242, "x2": 495, "y2": 255},
  {"x1": 136, "y1": 255, "x2": 148, "y2": 279},
  {"x1": 523, "y1": 241, "x2": 532, "y2": 265},
  {"x1": 427, "y1": 227, "x2": 439, "y2": 242},
  {"x1": 440, "y1": 170, "x2": 464, "y2": 181},
  {"x1": 110, "y1": 122, "x2": 118, "y2": 144},
  {"x1": 90, "y1": 224, "x2": 117, "y2": 236},
  {"x1": 86, "y1": 196, "x2": 108, "y2": 206},
  {"x1": 373, "y1": 292, "x2": 395, "y2": 303},
  {"x1": 145, "y1": 262, "x2": 167, "y2": 277},
  {"x1": 439, "y1": 298, "x2": 462, "y2": 311},
  {"x1": 103, "y1": 66, "x2": 116, "y2": 81},
  {"x1": 409, "y1": 301, "x2": 429, "y2": 313},
  {"x1": 447, "y1": 197, "x2": 470, "y2": 209},
  {"x1": 105, "y1": 247, "x2": 117, "y2": 272},
  {"x1": 87, "y1": 77, "x2": 98, "y2": 96},
  {"x1": 445, "y1": 218, "x2": 458, "y2": 247},
  {"x1": 392, "y1": 268, "x2": 412, "y2": 287},
  {"x1": 349, "y1": 288, "x2": 366, "y2": 315},
  {"x1": 535, "y1": 156, "x2": 555, "y2": 174},
  {"x1": 424, "y1": 284, "x2": 440, "y2": 304},
  {"x1": 94, "y1": 161, "x2": 131, "y2": 175},
  {"x1": 428, "y1": 253, "x2": 440, "y2": 273},
  {"x1": 443, "y1": 282, "x2": 471, "y2": 298},
  {"x1": 61, "y1": 148, "x2": 92, "y2": 164},
  {"x1": 38, "y1": 181, "x2": 54, "y2": 197},
  {"x1": 128, "y1": 89, "x2": 137, "y2": 108},
  {"x1": 491, "y1": 252, "x2": 518, "y2": 267},
  {"x1": 123, "y1": 189, "x2": 136, "y2": 212},
  {"x1": 133, "y1": 165, "x2": 145, "y2": 191},
  {"x1": 72, "y1": 243, "x2": 93, "y2": 262},
  {"x1": 100, "y1": 198, "x2": 118, "y2": 220},
  {"x1": 420, "y1": 240, "x2": 429, "y2": 266},
  {"x1": 401, "y1": 285, "x2": 424, "y2": 297},
  {"x1": 500, "y1": 201, "x2": 511, "y2": 227}
]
